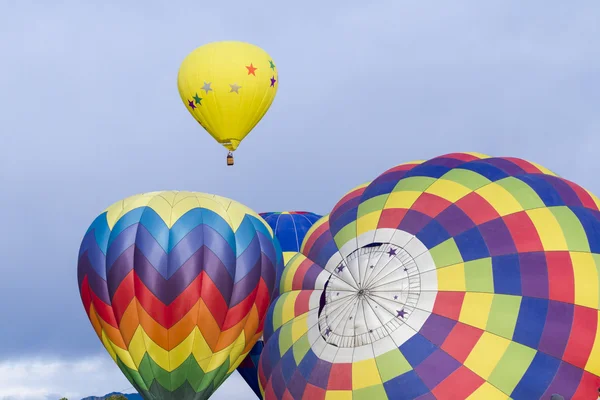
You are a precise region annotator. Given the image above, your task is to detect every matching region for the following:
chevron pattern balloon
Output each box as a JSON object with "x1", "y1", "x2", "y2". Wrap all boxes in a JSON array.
[
  {"x1": 258, "y1": 153, "x2": 600, "y2": 400},
  {"x1": 77, "y1": 191, "x2": 282, "y2": 399}
]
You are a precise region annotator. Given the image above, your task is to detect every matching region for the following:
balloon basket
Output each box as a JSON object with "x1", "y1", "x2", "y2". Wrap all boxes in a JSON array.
[{"x1": 227, "y1": 153, "x2": 234, "y2": 166}]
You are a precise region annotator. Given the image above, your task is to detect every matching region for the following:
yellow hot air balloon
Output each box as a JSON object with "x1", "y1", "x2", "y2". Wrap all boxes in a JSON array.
[{"x1": 178, "y1": 41, "x2": 279, "y2": 165}]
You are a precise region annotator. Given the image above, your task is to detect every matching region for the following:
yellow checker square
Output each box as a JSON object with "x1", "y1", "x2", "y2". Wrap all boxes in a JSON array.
[
  {"x1": 570, "y1": 251, "x2": 599, "y2": 309},
  {"x1": 526, "y1": 208, "x2": 568, "y2": 251},
  {"x1": 356, "y1": 210, "x2": 382, "y2": 236},
  {"x1": 425, "y1": 178, "x2": 472, "y2": 202},
  {"x1": 476, "y1": 183, "x2": 523, "y2": 216},
  {"x1": 459, "y1": 292, "x2": 494, "y2": 330},
  {"x1": 352, "y1": 358, "x2": 382, "y2": 390},
  {"x1": 384, "y1": 191, "x2": 422, "y2": 209},
  {"x1": 437, "y1": 263, "x2": 466, "y2": 291},
  {"x1": 325, "y1": 391, "x2": 353, "y2": 400},
  {"x1": 467, "y1": 382, "x2": 510, "y2": 400},
  {"x1": 464, "y1": 331, "x2": 511, "y2": 379}
]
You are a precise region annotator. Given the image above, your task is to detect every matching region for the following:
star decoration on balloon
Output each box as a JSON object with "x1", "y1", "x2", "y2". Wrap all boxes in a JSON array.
[
  {"x1": 188, "y1": 100, "x2": 196, "y2": 109},
  {"x1": 396, "y1": 308, "x2": 407, "y2": 319},
  {"x1": 336, "y1": 264, "x2": 345, "y2": 273},
  {"x1": 201, "y1": 82, "x2": 213, "y2": 93},
  {"x1": 193, "y1": 93, "x2": 202, "y2": 105},
  {"x1": 270, "y1": 76, "x2": 277, "y2": 87},
  {"x1": 230, "y1": 83, "x2": 242, "y2": 93},
  {"x1": 268, "y1": 60, "x2": 275, "y2": 70},
  {"x1": 246, "y1": 63, "x2": 257, "y2": 76},
  {"x1": 387, "y1": 248, "x2": 397, "y2": 257}
]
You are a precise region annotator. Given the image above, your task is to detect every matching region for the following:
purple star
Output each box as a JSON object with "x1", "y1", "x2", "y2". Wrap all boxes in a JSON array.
[
  {"x1": 270, "y1": 76, "x2": 277, "y2": 87},
  {"x1": 369, "y1": 265, "x2": 374, "y2": 269},
  {"x1": 397, "y1": 308, "x2": 407, "y2": 319},
  {"x1": 403, "y1": 267, "x2": 408, "y2": 272},
  {"x1": 325, "y1": 327, "x2": 331, "y2": 336},
  {"x1": 336, "y1": 264, "x2": 345, "y2": 273},
  {"x1": 336, "y1": 292, "x2": 340, "y2": 296},
  {"x1": 388, "y1": 248, "x2": 397, "y2": 257},
  {"x1": 188, "y1": 100, "x2": 196, "y2": 109},
  {"x1": 394, "y1": 295, "x2": 398, "y2": 300}
]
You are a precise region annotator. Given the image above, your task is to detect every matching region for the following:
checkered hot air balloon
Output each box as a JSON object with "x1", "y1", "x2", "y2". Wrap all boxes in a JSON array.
[
  {"x1": 237, "y1": 211, "x2": 323, "y2": 398},
  {"x1": 77, "y1": 191, "x2": 282, "y2": 399},
  {"x1": 258, "y1": 153, "x2": 600, "y2": 400}
]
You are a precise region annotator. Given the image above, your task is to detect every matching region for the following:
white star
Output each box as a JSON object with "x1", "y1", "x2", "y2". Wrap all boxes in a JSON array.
[
  {"x1": 201, "y1": 82, "x2": 212, "y2": 93},
  {"x1": 229, "y1": 83, "x2": 241, "y2": 93}
]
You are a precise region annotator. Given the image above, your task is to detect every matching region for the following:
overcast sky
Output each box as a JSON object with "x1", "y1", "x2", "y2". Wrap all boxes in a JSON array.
[{"x1": 0, "y1": 1, "x2": 599, "y2": 399}]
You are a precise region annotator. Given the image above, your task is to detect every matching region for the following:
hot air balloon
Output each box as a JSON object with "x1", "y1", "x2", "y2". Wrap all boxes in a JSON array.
[
  {"x1": 237, "y1": 211, "x2": 323, "y2": 398},
  {"x1": 77, "y1": 191, "x2": 282, "y2": 399},
  {"x1": 258, "y1": 153, "x2": 600, "y2": 399},
  {"x1": 177, "y1": 41, "x2": 279, "y2": 166}
]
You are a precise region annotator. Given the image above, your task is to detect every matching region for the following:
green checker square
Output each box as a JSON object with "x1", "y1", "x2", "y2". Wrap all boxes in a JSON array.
[
  {"x1": 334, "y1": 221, "x2": 356, "y2": 249},
  {"x1": 375, "y1": 348, "x2": 412, "y2": 382},
  {"x1": 392, "y1": 176, "x2": 436, "y2": 192},
  {"x1": 486, "y1": 294, "x2": 522, "y2": 340},
  {"x1": 550, "y1": 206, "x2": 590, "y2": 252},
  {"x1": 430, "y1": 238, "x2": 463, "y2": 268},
  {"x1": 488, "y1": 341, "x2": 536, "y2": 394},
  {"x1": 440, "y1": 168, "x2": 492, "y2": 191},
  {"x1": 353, "y1": 383, "x2": 388, "y2": 400},
  {"x1": 292, "y1": 333, "x2": 311, "y2": 364},
  {"x1": 464, "y1": 257, "x2": 494, "y2": 293},
  {"x1": 358, "y1": 195, "x2": 388, "y2": 217},
  {"x1": 278, "y1": 320, "x2": 295, "y2": 355},
  {"x1": 495, "y1": 177, "x2": 545, "y2": 210}
]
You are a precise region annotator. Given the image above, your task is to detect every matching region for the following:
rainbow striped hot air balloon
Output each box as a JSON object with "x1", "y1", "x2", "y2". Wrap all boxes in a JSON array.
[
  {"x1": 77, "y1": 191, "x2": 282, "y2": 400},
  {"x1": 258, "y1": 153, "x2": 600, "y2": 400},
  {"x1": 237, "y1": 211, "x2": 323, "y2": 398}
]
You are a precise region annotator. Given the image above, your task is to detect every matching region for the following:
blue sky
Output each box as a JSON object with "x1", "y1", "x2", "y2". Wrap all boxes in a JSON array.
[{"x1": 0, "y1": 0, "x2": 599, "y2": 398}]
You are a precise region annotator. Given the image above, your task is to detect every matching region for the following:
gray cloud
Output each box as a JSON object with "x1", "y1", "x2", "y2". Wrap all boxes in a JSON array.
[{"x1": 1, "y1": 0, "x2": 599, "y2": 395}]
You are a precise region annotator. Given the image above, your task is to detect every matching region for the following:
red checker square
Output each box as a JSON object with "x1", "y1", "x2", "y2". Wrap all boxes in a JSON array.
[
  {"x1": 328, "y1": 363, "x2": 353, "y2": 390},
  {"x1": 503, "y1": 211, "x2": 544, "y2": 253},
  {"x1": 433, "y1": 292, "x2": 465, "y2": 321},
  {"x1": 431, "y1": 365, "x2": 485, "y2": 399},
  {"x1": 440, "y1": 153, "x2": 482, "y2": 162},
  {"x1": 572, "y1": 370, "x2": 600, "y2": 400},
  {"x1": 292, "y1": 259, "x2": 313, "y2": 290},
  {"x1": 441, "y1": 322, "x2": 484, "y2": 364},
  {"x1": 303, "y1": 384, "x2": 326, "y2": 400},
  {"x1": 563, "y1": 305, "x2": 597, "y2": 369},
  {"x1": 503, "y1": 157, "x2": 543, "y2": 174},
  {"x1": 565, "y1": 180, "x2": 598, "y2": 210},
  {"x1": 378, "y1": 208, "x2": 408, "y2": 229},
  {"x1": 455, "y1": 192, "x2": 500, "y2": 225},
  {"x1": 294, "y1": 290, "x2": 314, "y2": 316},
  {"x1": 411, "y1": 193, "x2": 452, "y2": 218},
  {"x1": 546, "y1": 251, "x2": 575, "y2": 304}
]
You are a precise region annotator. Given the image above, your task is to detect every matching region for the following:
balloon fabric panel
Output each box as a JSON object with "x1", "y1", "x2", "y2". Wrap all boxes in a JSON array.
[
  {"x1": 77, "y1": 191, "x2": 281, "y2": 400},
  {"x1": 258, "y1": 153, "x2": 600, "y2": 400},
  {"x1": 236, "y1": 211, "x2": 323, "y2": 398}
]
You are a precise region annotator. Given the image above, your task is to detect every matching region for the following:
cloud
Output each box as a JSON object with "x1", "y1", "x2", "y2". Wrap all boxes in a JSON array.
[{"x1": 0, "y1": 355, "x2": 255, "y2": 400}]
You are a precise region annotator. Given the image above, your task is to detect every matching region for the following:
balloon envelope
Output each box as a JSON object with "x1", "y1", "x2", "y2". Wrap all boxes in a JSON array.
[
  {"x1": 177, "y1": 41, "x2": 279, "y2": 152},
  {"x1": 77, "y1": 191, "x2": 281, "y2": 399},
  {"x1": 258, "y1": 153, "x2": 600, "y2": 399},
  {"x1": 236, "y1": 211, "x2": 323, "y2": 398}
]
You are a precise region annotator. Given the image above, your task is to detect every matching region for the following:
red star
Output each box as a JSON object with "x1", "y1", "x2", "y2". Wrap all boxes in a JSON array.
[{"x1": 246, "y1": 63, "x2": 257, "y2": 76}]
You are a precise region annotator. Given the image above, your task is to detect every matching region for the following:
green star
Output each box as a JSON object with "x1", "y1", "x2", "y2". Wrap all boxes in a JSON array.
[
  {"x1": 269, "y1": 60, "x2": 275, "y2": 70},
  {"x1": 193, "y1": 93, "x2": 202, "y2": 105}
]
